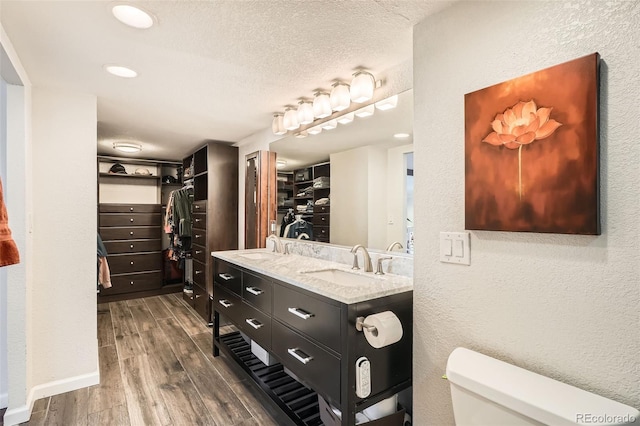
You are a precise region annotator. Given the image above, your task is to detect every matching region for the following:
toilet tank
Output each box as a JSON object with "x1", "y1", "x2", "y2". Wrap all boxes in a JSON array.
[{"x1": 446, "y1": 347, "x2": 639, "y2": 426}]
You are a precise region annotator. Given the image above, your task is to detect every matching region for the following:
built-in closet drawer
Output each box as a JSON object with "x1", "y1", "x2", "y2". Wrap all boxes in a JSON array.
[
  {"x1": 193, "y1": 213, "x2": 207, "y2": 229},
  {"x1": 192, "y1": 228, "x2": 207, "y2": 246},
  {"x1": 313, "y1": 214, "x2": 330, "y2": 227},
  {"x1": 243, "y1": 272, "x2": 272, "y2": 314},
  {"x1": 103, "y1": 239, "x2": 161, "y2": 254},
  {"x1": 315, "y1": 227, "x2": 329, "y2": 243},
  {"x1": 99, "y1": 204, "x2": 161, "y2": 214},
  {"x1": 192, "y1": 259, "x2": 208, "y2": 289},
  {"x1": 271, "y1": 320, "x2": 340, "y2": 403},
  {"x1": 108, "y1": 253, "x2": 162, "y2": 275},
  {"x1": 315, "y1": 205, "x2": 330, "y2": 214},
  {"x1": 273, "y1": 283, "x2": 341, "y2": 353},
  {"x1": 99, "y1": 226, "x2": 159, "y2": 241},
  {"x1": 193, "y1": 283, "x2": 209, "y2": 320},
  {"x1": 214, "y1": 260, "x2": 242, "y2": 295},
  {"x1": 214, "y1": 284, "x2": 243, "y2": 324},
  {"x1": 99, "y1": 213, "x2": 162, "y2": 227},
  {"x1": 101, "y1": 271, "x2": 163, "y2": 295},
  {"x1": 192, "y1": 201, "x2": 207, "y2": 213},
  {"x1": 239, "y1": 302, "x2": 271, "y2": 349},
  {"x1": 191, "y1": 243, "x2": 207, "y2": 264}
]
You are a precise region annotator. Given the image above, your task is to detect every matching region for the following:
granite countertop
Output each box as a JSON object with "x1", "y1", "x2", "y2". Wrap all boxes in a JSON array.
[{"x1": 212, "y1": 248, "x2": 413, "y2": 305}]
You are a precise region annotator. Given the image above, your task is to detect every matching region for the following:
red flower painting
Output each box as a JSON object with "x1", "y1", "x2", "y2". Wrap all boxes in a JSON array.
[{"x1": 465, "y1": 53, "x2": 600, "y2": 234}]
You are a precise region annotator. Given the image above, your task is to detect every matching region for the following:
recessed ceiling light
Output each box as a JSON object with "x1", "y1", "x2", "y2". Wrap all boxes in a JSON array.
[
  {"x1": 394, "y1": 133, "x2": 411, "y2": 139},
  {"x1": 112, "y1": 4, "x2": 154, "y2": 29},
  {"x1": 104, "y1": 65, "x2": 138, "y2": 78},
  {"x1": 113, "y1": 142, "x2": 142, "y2": 153},
  {"x1": 276, "y1": 160, "x2": 287, "y2": 169}
]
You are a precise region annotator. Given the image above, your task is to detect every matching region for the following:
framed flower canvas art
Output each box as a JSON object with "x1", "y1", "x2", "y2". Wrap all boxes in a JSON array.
[{"x1": 465, "y1": 53, "x2": 600, "y2": 234}]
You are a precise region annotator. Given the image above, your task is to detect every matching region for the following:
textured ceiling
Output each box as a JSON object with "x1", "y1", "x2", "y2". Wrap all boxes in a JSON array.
[{"x1": 1, "y1": 0, "x2": 452, "y2": 160}]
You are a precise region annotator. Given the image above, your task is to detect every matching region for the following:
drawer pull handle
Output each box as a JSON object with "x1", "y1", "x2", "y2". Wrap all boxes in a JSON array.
[
  {"x1": 130, "y1": 218, "x2": 134, "y2": 222},
  {"x1": 130, "y1": 281, "x2": 134, "y2": 285},
  {"x1": 195, "y1": 270, "x2": 203, "y2": 275},
  {"x1": 218, "y1": 299, "x2": 232, "y2": 308},
  {"x1": 130, "y1": 207, "x2": 134, "y2": 211},
  {"x1": 195, "y1": 294, "x2": 202, "y2": 299},
  {"x1": 288, "y1": 307, "x2": 313, "y2": 320},
  {"x1": 287, "y1": 348, "x2": 313, "y2": 365},
  {"x1": 195, "y1": 218, "x2": 202, "y2": 222},
  {"x1": 245, "y1": 287, "x2": 263, "y2": 296},
  {"x1": 219, "y1": 273, "x2": 234, "y2": 281},
  {"x1": 130, "y1": 232, "x2": 134, "y2": 235},
  {"x1": 195, "y1": 234, "x2": 202, "y2": 239},
  {"x1": 195, "y1": 250, "x2": 202, "y2": 255},
  {"x1": 195, "y1": 205, "x2": 200, "y2": 209},
  {"x1": 245, "y1": 318, "x2": 263, "y2": 329},
  {"x1": 130, "y1": 261, "x2": 134, "y2": 265},
  {"x1": 130, "y1": 244, "x2": 134, "y2": 249}
]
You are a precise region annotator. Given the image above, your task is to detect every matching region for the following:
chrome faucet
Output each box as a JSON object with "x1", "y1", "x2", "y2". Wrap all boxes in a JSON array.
[
  {"x1": 267, "y1": 234, "x2": 283, "y2": 253},
  {"x1": 375, "y1": 256, "x2": 393, "y2": 275},
  {"x1": 297, "y1": 233, "x2": 310, "y2": 240},
  {"x1": 386, "y1": 241, "x2": 404, "y2": 252},
  {"x1": 284, "y1": 242, "x2": 293, "y2": 255},
  {"x1": 350, "y1": 244, "x2": 373, "y2": 272}
]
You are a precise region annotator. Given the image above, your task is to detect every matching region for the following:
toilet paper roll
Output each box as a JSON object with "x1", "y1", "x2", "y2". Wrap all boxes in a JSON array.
[{"x1": 363, "y1": 311, "x2": 403, "y2": 348}]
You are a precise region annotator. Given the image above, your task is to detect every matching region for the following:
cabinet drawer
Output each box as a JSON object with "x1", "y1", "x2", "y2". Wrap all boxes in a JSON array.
[
  {"x1": 192, "y1": 228, "x2": 207, "y2": 246},
  {"x1": 100, "y1": 213, "x2": 162, "y2": 227},
  {"x1": 192, "y1": 259, "x2": 208, "y2": 290},
  {"x1": 194, "y1": 283, "x2": 209, "y2": 321},
  {"x1": 315, "y1": 205, "x2": 330, "y2": 214},
  {"x1": 315, "y1": 227, "x2": 330, "y2": 242},
  {"x1": 108, "y1": 252, "x2": 162, "y2": 274},
  {"x1": 99, "y1": 226, "x2": 160, "y2": 241},
  {"x1": 313, "y1": 214, "x2": 330, "y2": 226},
  {"x1": 243, "y1": 272, "x2": 272, "y2": 314},
  {"x1": 214, "y1": 259, "x2": 242, "y2": 295},
  {"x1": 239, "y1": 302, "x2": 271, "y2": 350},
  {"x1": 214, "y1": 284, "x2": 243, "y2": 324},
  {"x1": 103, "y1": 239, "x2": 161, "y2": 254},
  {"x1": 192, "y1": 243, "x2": 208, "y2": 264},
  {"x1": 101, "y1": 271, "x2": 162, "y2": 295},
  {"x1": 99, "y1": 204, "x2": 161, "y2": 213},
  {"x1": 193, "y1": 213, "x2": 207, "y2": 229},
  {"x1": 272, "y1": 321, "x2": 340, "y2": 403},
  {"x1": 273, "y1": 284, "x2": 341, "y2": 352},
  {"x1": 192, "y1": 201, "x2": 207, "y2": 213}
]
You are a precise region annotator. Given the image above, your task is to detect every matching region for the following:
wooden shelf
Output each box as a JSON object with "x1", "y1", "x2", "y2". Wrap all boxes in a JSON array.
[
  {"x1": 99, "y1": 173, "x2": 160, "y2": 180},
  {"x1": 294, "y1": 195, "x2": 313, "y2": 200}
]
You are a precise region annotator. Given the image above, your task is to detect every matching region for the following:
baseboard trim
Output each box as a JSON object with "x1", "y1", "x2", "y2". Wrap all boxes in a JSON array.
[
  {"x1": 2, "y1": 369, "x2": 99, "y2": 426},
  {"x1": 0, "y1": 391, "x2": 7, "y2": 408}
]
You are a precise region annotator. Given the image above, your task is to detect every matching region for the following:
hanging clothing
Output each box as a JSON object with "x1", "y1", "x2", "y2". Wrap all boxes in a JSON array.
[
  {"x1": 97, "y1": 233, "x2": 111, "y2": 289},
  {"x1": 166, "y1": 186, "x2": 193, "y2": 262},
  {"x1": 286, "y1": 220, "x2": 314, "y2": 240},
  {"x1": 173, "y1": 188, "x2": 193, "y2": 237},
  {"x1": 0, "y1": 177, "x2": 20, "y2": 267},
  {"x1": 280, "y1": 210, "x2": 295, "y2": 237}
]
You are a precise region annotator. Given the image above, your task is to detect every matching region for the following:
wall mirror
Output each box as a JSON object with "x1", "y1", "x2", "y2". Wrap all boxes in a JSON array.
[{"x1": 269, "y1": 89, "x2": 414, "y2": 253}]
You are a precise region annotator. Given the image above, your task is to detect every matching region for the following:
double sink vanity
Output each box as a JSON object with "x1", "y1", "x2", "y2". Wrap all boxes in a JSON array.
[{"x1": 211, "y1": 239, "x2": 413, "y2": 426}]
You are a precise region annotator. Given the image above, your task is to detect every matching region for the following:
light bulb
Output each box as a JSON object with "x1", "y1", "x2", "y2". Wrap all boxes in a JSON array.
[
  {"x1": 272, "y1": 114, "x2": 286, "y2": 135},
  {"x1": 297, "y1": 101, "x2": 314, "y2": 125},
  {"x1": 313, "y1": 92, "x2": 332, "y2": 119},
  {"x1": 330, "y1": 82, "x2": 350, "y2": 112},
  {"x1": 283, "y1": 107, "x2": 300, "y2": 131},
  {"x1": 350, "y1": 71, "x2": 375, "y2": 103}
]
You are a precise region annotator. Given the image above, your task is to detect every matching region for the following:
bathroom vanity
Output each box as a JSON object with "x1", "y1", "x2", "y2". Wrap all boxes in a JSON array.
[{"x1": 211, "y1": 246, "x2": 413, "y2": 426}]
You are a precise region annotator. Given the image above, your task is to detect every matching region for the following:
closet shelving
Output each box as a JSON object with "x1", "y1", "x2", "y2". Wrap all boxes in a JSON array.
[
  {"x1": 291, "y1": 161, "x2": 330, "y2": 242},
  {"x1": 97, "y1": 155, "x2": 184, "y2": 302}
]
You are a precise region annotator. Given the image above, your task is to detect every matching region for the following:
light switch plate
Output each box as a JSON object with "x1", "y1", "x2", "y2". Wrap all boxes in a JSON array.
[{"x1": 440, "y1": 231, "x2": 470, "y2": 265}]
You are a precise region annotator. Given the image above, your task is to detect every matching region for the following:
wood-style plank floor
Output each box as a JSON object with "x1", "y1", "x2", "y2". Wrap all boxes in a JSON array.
[{"x1": 16, "y1": 294, "x2": 280, "y2": 426}]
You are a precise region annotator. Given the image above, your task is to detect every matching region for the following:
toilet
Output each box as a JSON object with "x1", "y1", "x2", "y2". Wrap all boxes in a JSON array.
[{"x1": 446, "y1": 347, "x2": 639, "y2": 425}]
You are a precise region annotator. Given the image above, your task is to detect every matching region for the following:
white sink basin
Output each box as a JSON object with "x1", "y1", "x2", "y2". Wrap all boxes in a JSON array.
[
  {"x1": 300, "y1": 268, "x2": 377, "y2": 287},
  {"x1": 239, "y1": 252, "x2": 276, "y2": 260}
]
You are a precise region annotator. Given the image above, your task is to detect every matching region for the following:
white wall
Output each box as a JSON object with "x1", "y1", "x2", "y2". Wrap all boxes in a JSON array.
[
  {"x1": 331, "y1": 146, "x2": 369, "y2": 247},
  {"x1": 413, "y1": 1, "x2": 640, "y2": 424},
  {"x1": 30, "y1": 88, "x2": 98, "y2": 390},
  {"x1": 386, "y1": 144, "x2": 413, "y2": 247}
]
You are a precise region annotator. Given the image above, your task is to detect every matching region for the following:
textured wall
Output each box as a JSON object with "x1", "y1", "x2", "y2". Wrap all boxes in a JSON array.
[
  {"x1": 31, "y1": 88, "x2": 98, "y2": 387},
  {"x1": 413, "y1": 1, "x2": 640, "y2": 424}
]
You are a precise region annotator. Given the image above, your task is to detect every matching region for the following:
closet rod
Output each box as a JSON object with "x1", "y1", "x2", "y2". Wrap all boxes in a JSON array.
[{"x1": 98, "y1": 155, "x2": 182, "y2": 166}]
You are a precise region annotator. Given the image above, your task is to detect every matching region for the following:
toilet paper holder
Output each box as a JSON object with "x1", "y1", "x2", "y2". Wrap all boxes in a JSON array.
[{"x1": 355, "y1": 316, "x2": 377, "y2": 333}]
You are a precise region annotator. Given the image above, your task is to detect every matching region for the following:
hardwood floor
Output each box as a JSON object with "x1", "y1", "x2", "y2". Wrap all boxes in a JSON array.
[{"x1": 17, "y1": 294, "x2": 281, "y2": 426}]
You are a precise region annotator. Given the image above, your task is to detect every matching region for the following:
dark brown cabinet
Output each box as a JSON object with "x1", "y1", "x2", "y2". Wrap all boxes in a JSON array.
[
  {"x1": 181, "y1": 143, "x2": 238, "y2": 323},
  {"x1": 212, "y1": 257, "x2": 412, "y2": 426},
  {"x1": 291, "y1": 161, "x2": 330, "y2": 242},
  {"x1": 99, "y1": 203, "x2": 163, "y2": 297}
]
